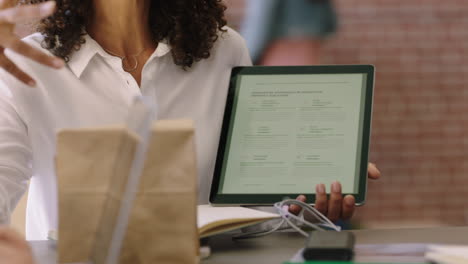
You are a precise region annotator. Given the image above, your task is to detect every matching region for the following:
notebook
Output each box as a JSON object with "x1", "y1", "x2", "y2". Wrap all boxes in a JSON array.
[
  {"x1": 197, "y1": 205, "x2": 280, "y2": 238},
  {"x1": 426, "y1": 245, "x2": 468, "y2": 264}
]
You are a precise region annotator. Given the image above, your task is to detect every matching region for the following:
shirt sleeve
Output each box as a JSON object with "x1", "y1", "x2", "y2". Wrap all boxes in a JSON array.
[
  {"x1": 0, "y1": 80, "x2": 32, "y2": 224},
  {"x1": 235, "y1": 31, "x2": 254, "y2": 67},
  {"x1": 238, "y1": 37, "x2": 254, "y2": 67}
]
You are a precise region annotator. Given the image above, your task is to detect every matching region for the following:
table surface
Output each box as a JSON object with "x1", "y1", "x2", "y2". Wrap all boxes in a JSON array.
[{"x1": 30, "y1": 226, "x2": 468, "y2": 264}]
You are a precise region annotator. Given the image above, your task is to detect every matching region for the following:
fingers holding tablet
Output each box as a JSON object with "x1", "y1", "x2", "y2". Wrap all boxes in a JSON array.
[
  {"x1": 311, "y1": 162, "x2": 380, "y2": 222},
  {"x1": 341, "y1": 195, "x2": 356, "y2": 221},
  {"x1": 313, "y1": 184, "x2": 328, "y2": 216},
  {"x1": 368, "y1": 162, "x2": 381, "y2": 180},
  {"x1": 288, "y1": 195, "x2": 305, "y2": 215},
  {"x1": 292, "y1": 181, "x2": 357, "y2": 222}
]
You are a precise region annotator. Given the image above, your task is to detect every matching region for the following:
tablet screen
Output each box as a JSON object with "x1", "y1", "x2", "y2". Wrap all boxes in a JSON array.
[{"x1": 218, "y1": 73, "x2": 368, "y2": 195}]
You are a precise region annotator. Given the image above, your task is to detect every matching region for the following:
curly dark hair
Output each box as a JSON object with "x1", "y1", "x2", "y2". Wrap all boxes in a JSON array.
[{"x1": 24, "y1": 0, "x2": 227, "y2": 68}]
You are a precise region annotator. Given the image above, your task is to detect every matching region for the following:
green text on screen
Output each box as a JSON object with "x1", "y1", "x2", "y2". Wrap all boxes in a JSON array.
[{"x1": 220, "y1": 73, "x2": 367, "y2": 194}]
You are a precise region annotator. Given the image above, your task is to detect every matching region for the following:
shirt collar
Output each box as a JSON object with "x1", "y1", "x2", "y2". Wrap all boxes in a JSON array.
[{"x1": 68, "y1": 34, "x2": 172, "y2": 78}]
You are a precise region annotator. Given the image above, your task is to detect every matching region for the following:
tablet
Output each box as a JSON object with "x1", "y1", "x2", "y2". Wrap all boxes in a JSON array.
[{"x1": 210, "y1": 65, "x2": 374, "y2": 206}]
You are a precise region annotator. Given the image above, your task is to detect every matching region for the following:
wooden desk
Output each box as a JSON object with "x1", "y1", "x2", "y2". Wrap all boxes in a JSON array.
[{"x1": 30, "y1": 226, "x2": 468, "y2": 264}]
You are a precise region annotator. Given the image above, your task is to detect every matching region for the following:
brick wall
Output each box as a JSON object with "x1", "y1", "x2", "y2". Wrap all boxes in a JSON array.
[{"x1": 226, "y1": 0, "x2": 468, "y2": 227}]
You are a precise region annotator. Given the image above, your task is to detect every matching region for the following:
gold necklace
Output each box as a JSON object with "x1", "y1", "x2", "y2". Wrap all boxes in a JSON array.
[{"x1": 103, "y1": 47, "x2": 148, "y2": 72}]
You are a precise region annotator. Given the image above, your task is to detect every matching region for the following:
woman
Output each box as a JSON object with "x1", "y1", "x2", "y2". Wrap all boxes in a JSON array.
[{"x1": 0, "y1": 0, "x2": 380, "y2": 240}]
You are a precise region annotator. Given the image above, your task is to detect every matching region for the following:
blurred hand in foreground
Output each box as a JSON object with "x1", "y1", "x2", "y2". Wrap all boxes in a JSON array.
[
  {"x1": 0, "y1": 226, "x2": 34, "y2": 264},
  {"x1": 0, "y1": 0, "x2": 64, "y2": 86}
]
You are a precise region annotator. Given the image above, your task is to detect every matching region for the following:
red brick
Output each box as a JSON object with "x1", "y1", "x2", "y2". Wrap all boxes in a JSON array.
[{"x1": 226, "y1": 0, "x2": 468, "y2": 227}]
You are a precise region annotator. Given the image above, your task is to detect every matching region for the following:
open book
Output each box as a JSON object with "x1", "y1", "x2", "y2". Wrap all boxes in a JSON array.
[
  {"x1": 426, "y1": 245, "x2": 468, "y2": 264},
  {"x1": 198, "y1": 205, "x2": 280, "y2": 238}
]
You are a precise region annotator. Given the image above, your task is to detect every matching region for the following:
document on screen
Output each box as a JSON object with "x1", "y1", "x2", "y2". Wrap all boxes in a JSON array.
[{"x1": 219, "y1": 73, "x2": 367, "y2": 194}]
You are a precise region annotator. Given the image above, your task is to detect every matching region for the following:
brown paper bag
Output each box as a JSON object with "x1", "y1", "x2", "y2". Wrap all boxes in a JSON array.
[
  {"x1": 56, "y1": 126, "x2": 139, "y2": 263},
  {"x1": 56, "y1": 120, "x2": 198, "y2": 264},
  {"x1": 119, "y1": 120, "x2": 199, "y2": 263}
]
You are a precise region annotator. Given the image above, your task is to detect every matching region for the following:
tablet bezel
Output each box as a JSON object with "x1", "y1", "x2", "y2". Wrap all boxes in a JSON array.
[{"x1": 210, "y1": 65, "x2": 375, "y2": 206}]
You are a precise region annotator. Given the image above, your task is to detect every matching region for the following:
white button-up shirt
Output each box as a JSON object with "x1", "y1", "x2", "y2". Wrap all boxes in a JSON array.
[{"x1": 0, "y1": 27, "x2": 251, "y2": 240}]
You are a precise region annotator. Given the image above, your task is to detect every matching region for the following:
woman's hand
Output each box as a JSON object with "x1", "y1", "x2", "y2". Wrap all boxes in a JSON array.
[
  {"x1": 0, "y1": 226, "x2": 34, "y2": 264},
  {"x1": 0, "y1": 0, "x2": 64, "y2": 86},
  {"x1": 290, "y1": 162, "x2": 381, "y2": 222}
]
